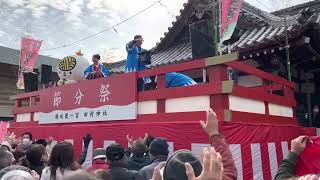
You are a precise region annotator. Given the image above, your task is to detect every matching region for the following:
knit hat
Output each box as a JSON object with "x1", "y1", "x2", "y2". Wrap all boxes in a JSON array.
[
  {"x1": 163, "y1": 150, "x2": 202, "y2": 180},
  {"x1": 93, "y1": 148, "x2": 106, "y2": 160},
  {"x1": 149, "y1": 138, "x2": 169, "y2": 157},
  {"x1": 106, "y1": 144, "x2": 124, "y2": 161}
]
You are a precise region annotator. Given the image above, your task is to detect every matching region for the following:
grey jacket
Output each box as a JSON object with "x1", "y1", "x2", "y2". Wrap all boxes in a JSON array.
[{"x1": 139, "y1": 156, "x2": 167, "y2": 180}]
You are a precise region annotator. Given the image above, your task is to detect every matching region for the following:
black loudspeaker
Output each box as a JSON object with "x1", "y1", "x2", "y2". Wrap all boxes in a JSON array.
[
  {"x1": 189, "y1": 20, "x2": 215, "y2": 59},
  {"x1": 40, "y1": 64, "x2": 52, "y2": 84},
  {"x1": 23, "y1": 72, "x2": 38, "y2": 92}
]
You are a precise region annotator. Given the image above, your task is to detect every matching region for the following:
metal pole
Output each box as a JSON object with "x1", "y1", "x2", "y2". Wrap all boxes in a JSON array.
[
  {"x1": 284, "y1": 15, "x2": 291, "y2": 82},
  {"x1": 283, "y1": 0, "x2": 291, "y2": 82},
  {"x1": 212, "y1": 0, "x2": 218, "y2": 56}
]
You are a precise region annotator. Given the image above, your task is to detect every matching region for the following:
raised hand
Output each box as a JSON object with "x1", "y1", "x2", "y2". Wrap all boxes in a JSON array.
[
  {"x1": 151, "y1": 162, "x2": 166, "y2": 180},
  {"x1": 200, "y1": 109, "x2": 219, "y2": 137},
  {"x1": 291, "y1": 136, "x2": 312, "y2": 155},
  {"x1": 185, "y1": 147, "x2": 223, "y2": 180}
]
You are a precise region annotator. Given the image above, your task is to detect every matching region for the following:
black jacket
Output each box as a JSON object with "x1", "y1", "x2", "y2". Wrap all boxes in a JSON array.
[
  {"x1": 108, "y1": 162, "x2": 143, "y2": 180},
  {"x1": 125, "y1": 155, "x2": 151, "y2": 171}
]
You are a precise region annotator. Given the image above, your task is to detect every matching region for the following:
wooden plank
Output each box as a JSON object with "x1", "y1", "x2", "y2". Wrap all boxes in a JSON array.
[
  {"x1": 11, "y1": 105, "x2": 40, "y2": 115},
  {"x1": 10, "y1": 91, "x2": 40, "y2": 100},
  {"x1": 138, "y1": 59, "x2": 206, "y2": 78},
  {"x1": 231, "y1": 111, "x2": 297, "y2": 126},
  {"x1": 232, "y1": 86, "x2": 296, "y2": 107},
  {"x1": 138, "y1": 83, "x2": 222, "y2": 101},
  {"x1": 205, "y1": 52, "x2": 239, "y2": 66},
  {"x1": 226, "y1": 61, "x2": 294, "y2": 88}
]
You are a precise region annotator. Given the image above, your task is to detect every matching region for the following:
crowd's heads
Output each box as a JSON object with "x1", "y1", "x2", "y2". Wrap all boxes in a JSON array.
[
  {"x1": 0, "y1": 151, "x2": 12, "y2": 170},
  {"x1": 163, "y1": 150, "x2": 202, "y2": 180},
  {"x1": 22, "y1": 132, "x2": 32, "y2": 141},
  {"x1": 49, "y1": 141, "x2": 75, "y2": 168},
  {"x1": 145, "y1": 134, "x2": 155, "y2": 148},
  {"x1": 26, "y1": 144, "x2": 45, "y2": 166},
  {"x1": 64, "y1": 172, "x2": 99, "y2": 180},
  {"x1": 0, "y1": 165, "x2": 32, "y2": 179},
  {"x1": 106, "y1": 144, "x2": 125, "y2": 162},
  {"x1": 92, "y1": 148, "x2": 106, "y2": 161},
  {"x1": 132, "y1": 140, "x2": 147, "y2": 158},
  {"x1": 35, "y1": 139, "x2": 48, "y2": 147},
  {"x1": 12, "y1": 150, "x2": 25, "y2": 165},
  {"x1": 149, "y1": 138, "x2": 169, "y2": 157},
  {"x1": 94, "y1": 170, "x2": 112, "y2": 180},
  {"x1": 0, "y1": 150, "x2": 14, "y2": 170},
  {"x1": 0, "y1": 170, "x2": 33, "y2": 180}
]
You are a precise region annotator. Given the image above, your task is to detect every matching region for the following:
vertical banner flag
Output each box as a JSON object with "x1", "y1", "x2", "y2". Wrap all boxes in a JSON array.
[
  {"x1": 0, "y1": 121, "x2": 9, "y2": 143},
  {"x1": 220, "y1": 0, "x2": 244, "y2": 43},
  {"x1": 17, "y1": 38, "x2": 42, "y2": 89}
]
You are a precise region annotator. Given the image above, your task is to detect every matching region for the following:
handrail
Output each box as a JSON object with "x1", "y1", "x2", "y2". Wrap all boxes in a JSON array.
[{"x1": 226, "y1": 61, "x2": 294, "y2": 89}]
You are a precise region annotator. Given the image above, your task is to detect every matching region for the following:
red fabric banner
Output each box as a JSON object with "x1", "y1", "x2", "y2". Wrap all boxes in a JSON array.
[
  {"x1": 17, "y1": 38, "x2": 42, "y2": 89},
  {"x1": 8, "y1": 122, "x2": 316, "y2": 179},
  {"x1": 39, "y1": 73, "x2": 137, "y2": 124}
]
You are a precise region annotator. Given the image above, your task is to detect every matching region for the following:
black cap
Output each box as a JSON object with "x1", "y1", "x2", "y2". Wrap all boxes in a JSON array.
[
  {"x1": 149, "y1": 138, "x2": 169, "y2": 157},
  {"x1": 163, "y1": 150, "x2": 202, "y2": 180},
  {"x1": 106, "y1": 144, "x2": 124, "y2": 161}
]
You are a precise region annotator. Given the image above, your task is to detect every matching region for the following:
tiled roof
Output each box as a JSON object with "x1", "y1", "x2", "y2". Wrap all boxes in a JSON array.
[{"x1": 110, "y1": 0, "x2": 320, "y2": 73}]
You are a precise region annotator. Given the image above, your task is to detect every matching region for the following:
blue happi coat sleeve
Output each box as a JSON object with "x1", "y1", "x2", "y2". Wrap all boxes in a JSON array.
[
  {"x1": 166, "y1": 72, "x2": 197, "y2": 88},
  {"x1": 100, "y1": 64, "x2": 110, "y2": 77},
  {"x1": 84, "y1": 64, "x2": 93, "y2": 79}
]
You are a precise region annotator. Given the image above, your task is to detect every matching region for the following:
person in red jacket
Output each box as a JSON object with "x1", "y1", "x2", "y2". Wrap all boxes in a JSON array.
[{"x1": 87, "y1": 148, "x2": 109, "y2": 173}]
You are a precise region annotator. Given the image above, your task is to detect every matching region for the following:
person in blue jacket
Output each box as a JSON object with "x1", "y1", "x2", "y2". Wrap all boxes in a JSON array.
[
  {"x1": 165, "y1": 72, "x2": 197, "y2": 88},
  {"x1": 84, "y1": 54, "x2": 109, "y2": 80},
  {"x1": 125, "y1": 35, "x2": 151, "y2": 90}
]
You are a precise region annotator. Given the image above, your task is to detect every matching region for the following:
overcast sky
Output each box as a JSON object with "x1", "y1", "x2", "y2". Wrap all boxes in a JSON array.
[{"x1": 0, "y1": 0, "x2": 314, "y2": 62}]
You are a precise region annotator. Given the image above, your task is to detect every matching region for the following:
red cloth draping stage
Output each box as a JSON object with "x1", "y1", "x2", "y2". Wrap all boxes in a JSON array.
[{"x1": 8, "y1": 121, "x2": 317, "y2": 180}]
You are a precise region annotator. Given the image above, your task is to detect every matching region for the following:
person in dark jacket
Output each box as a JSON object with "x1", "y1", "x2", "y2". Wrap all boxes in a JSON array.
[
  {"x1": 106, "y1": 143, "x2": 142, "y2": 180},
  {"x1": 126, "y1": 140, "x2": 151, "y2": 170},
  {"x1": 139, "y1": 138, "x2": 169, "y2": 180}
]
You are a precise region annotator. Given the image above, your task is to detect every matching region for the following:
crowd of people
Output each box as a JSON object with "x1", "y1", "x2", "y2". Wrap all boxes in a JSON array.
[{"x1": 0, "y1": 109, "x2": 319, "y2": 180}]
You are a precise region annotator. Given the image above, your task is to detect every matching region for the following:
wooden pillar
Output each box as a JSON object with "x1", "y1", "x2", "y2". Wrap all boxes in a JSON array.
[
  {"x1": 157, "y1": 75, "x2": 166, "y2": 114},
  {"x1": 208, "y1": 66, "x2": 229, "y2": 121}
]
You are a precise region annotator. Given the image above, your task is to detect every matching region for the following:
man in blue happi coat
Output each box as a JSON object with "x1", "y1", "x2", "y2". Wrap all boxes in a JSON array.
[
  {"x1": 84, "y1": 54, "x2": 110, "y2": 80},
  {"x1": 125, "y1": 35, "x2": 151, "y2": 90}
]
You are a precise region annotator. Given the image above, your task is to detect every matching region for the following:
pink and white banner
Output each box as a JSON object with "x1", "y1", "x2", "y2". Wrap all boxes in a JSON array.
[
  {"x1": 39, "y1": 73, "x2": 137, "y2": 124},
  {"x1": 17, "y1": 37, "x2": 42, "y2": 89},
  {"x1": 0, "y1": 121, "x2": 9, "y2": 143}
]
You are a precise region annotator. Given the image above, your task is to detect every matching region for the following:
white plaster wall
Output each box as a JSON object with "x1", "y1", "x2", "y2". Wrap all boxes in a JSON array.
[
  {"x1": 16, "y1": 113, "x2": 31, "y2": 122},
  {"x1": 229, "y1": 95, "x2": 265, "y2": 114},
  {"x1": 268, "y1": 103, "x2": 293, "y2": 117},
  {"x1": 138, "y1": 101, "x2": 157, "y2": 114},
  {"x1": 165, "y1": 96, "x2": 210, "y2": 113}
]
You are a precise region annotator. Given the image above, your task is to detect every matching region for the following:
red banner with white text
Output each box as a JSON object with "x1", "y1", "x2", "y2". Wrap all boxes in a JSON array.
[{"x1": 39, "y1": 73, "x2": 137, "y2": 124}]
